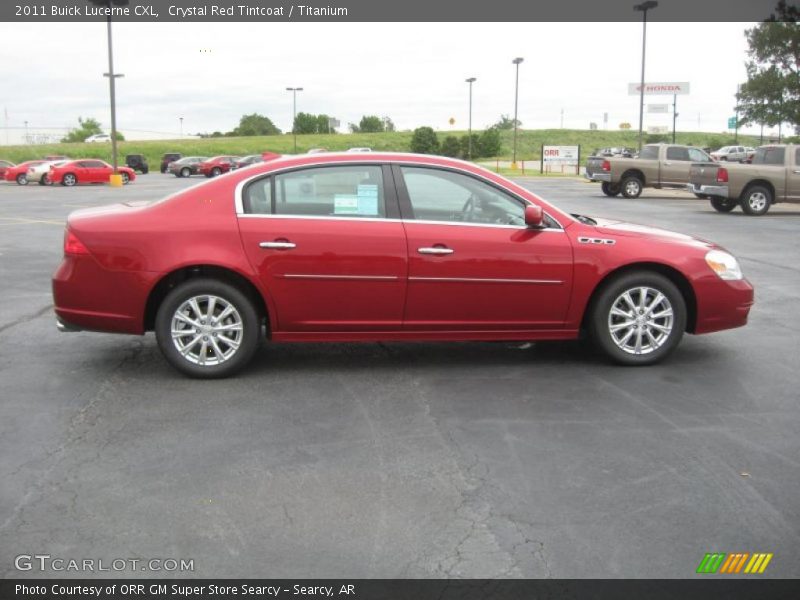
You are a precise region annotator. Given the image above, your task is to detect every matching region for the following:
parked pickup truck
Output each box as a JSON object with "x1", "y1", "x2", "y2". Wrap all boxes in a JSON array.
[
  {"x1": 586, "y1": 144, "x2": 714, "y2": 199},
  {"x1": 688, "y1": 145, "x2": 800, "y2": 216}
]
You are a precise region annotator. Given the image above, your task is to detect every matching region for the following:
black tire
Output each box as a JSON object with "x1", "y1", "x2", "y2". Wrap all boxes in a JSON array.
[
  {"x1": 155, "y1": 278, "x2": 261, "y2": 378},
  {"x1": 39, "y1": 175, "x2": 50, "y2": 186},
  {"x1": 710, "y1": 197, "x2": 736, "y2": 213},
  {"x1": 181, "y1": 167, "x2": 191, "y2": 178},
  {"x1": 211, "y1": 167, "x2": 222, "y2": 177},
  {"x1": 740, "y1": 184, "x2": 772, "y2": 216},
  {"x1": 601, "y1": 182, "x2": 621, "y2": 197},
  {"x1": 161, "y1": 166, "x2": 167, "y2": 173},
  {"x1": 620, "y1": 175, "x2": 643, "y2": 199},
  {"x1": 589, "y1": 271, "x2": 686, "y2": 366},
  {"x1": 16, "y1": 174, "x2": 27, "y2": 185},
  {"x1": 61, "y1": 173, "x2": 77, "y2": 187},
  {"x1": 142, "y1": 167, "x2": 149, "y2": 174},
  {"x1": 694, "y1": 193, "x2": 709, "y2": 200},
  {"x1": 121, "y1": 172, "x2": 130, "y2": 185}
]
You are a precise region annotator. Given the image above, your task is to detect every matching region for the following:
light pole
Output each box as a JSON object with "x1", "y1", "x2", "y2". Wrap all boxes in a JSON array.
[
  {"x1": 465, "y1": 77, "x2": 476, "y2": 160},
  {"x1": 24, "y1": 120, "x2": 28, "y2": 143},
  {"x1": 179, "y1": 116, "x2": 184, "y2": 138},
  {"x1": 92, "y1": 0, "x2": 128, "y2": 185},
  {"x1": 634, "y1": 1, "x2": 658, "y2": 152},
  {"x1": 512, "y1": 57, "x2": 524, "y2": 169},
  {"x1": 286, "y1": 87, "x2": 303, "y2": 153}
]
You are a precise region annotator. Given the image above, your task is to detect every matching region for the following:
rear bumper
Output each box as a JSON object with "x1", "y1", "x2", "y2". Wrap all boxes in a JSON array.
[
  {"x1": 585, "y1": 172, "x2": 611, "y2": 182},
  {"x1": 687, "y1": 183, "x2": 729, "y2": 198}
]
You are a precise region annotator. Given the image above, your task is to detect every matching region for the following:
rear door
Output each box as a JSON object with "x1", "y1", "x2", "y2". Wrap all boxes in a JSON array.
[
  {"x1": 786, "y1": 147, "x2": 800, "y2": 201},
  {"x1": 237, "y1": 163, "x2": 408, "y2": 332}
]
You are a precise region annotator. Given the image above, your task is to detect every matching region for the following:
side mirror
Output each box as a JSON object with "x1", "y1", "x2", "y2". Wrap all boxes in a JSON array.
[{"x1": 524, "y1": 205, "x2": 544, "y2": 228}]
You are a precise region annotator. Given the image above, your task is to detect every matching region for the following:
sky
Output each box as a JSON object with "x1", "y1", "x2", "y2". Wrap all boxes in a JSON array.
[{"x1": 0, "y1": 21, "x2": 764, "y2": 141}]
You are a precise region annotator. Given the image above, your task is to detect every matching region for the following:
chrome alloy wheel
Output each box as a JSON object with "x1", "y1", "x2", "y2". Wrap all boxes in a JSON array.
[
  {"x1": 607, "y1": 286, "x2": 674, "y2": 355},
  {"x1": 624, "y1": 179, "x2": 641, "y2": 197},
  {"x1": 746, "y1": 191, "x2": 768, "y2": 212},
  {"x1": 170, "y1": 295, "x2": 243, "y2": 366}
]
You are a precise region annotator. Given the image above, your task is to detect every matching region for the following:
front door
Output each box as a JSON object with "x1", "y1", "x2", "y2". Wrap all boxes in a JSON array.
[
  {"x1": 395, "y1": 165, "x2": 573, "y2": 331},
  {"x1": 237, "y1": 164, "x2": 408, "y2": 332}
]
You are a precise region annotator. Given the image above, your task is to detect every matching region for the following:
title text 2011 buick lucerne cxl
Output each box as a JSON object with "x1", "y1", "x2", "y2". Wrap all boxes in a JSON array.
[{"x1": 52, "y1": 153, "x2": 754, "y2": 378}]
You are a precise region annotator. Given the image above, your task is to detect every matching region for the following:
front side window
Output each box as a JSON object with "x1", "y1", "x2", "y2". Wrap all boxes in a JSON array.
[
  {"x1": 666, "y1": 146, "x2": 690, "y2": 161},
  {"x1": 688, "y1": 148, "x2": 711, "y2": 162},
  {"x1": 400, "y1": 167, "x2": 526, "y2": 226},
  {"x1": 244, "y1": 165, "x2": 386, "y2": 218}
]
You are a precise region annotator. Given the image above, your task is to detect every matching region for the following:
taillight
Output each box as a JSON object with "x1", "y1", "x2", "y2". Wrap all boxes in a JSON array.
[
  {"x1": 64, "y1": 229, "x2": 89, "y2": 255},
  {"x1": 601, "y1": 160, "x2": 611, "y2": 172},
  {"x1": 716, "y1": 167, "x2": 729, "y2": 183}
]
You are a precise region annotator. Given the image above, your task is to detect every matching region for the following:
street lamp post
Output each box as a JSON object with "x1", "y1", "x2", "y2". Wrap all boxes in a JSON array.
[
  {"x1": 24, "y1": 120, "x2": 28, "y2": 143},
  {"x1": 179, "y1": 116, "x2": 184, "y2": 138},
  {"x1": 512, "y1": 57, "x2": 524, "y2": 169},
  {"x1": 634, "y1": 1, "x2": 658, "y2": 152},
  {"x1": 286, "y1": 87, "x2": 303, "y2": 153},
  {"x1": 465, "y1": 77, "x2": 476, "y2": 160}
]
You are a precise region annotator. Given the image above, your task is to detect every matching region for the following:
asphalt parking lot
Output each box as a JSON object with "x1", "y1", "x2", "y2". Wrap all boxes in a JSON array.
[{"x1": 0, "y1": 173, "x2": 798, "y2": 579}]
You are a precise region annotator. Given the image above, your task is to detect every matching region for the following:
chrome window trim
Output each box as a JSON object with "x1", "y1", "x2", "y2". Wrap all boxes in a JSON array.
[{"x1": 233, "y1": 158, "x2": 569, "y2": 231}]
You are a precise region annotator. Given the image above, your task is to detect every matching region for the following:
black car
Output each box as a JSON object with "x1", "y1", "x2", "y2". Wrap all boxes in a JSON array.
[
  {"x1": 125, "y1": 154, "x2": 149, "y2": 174},
  {"x1": 160, "y1": 152, "x2": 182, "y2": 173}
]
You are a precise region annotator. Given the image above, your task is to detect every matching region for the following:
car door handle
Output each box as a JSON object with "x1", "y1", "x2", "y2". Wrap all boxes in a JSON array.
[
  {"x1": 259, "y1": 241, "x2": 296, "y2": 250},
  {"x1": 663, "y1": 162, "x2": 672, "y2": 166},
  {"x1": 793, "y1": 169, "x2": 800, "y2": 174},
  {"x1": 418, "y1": 246, "x2": 454, "y2": 255}
]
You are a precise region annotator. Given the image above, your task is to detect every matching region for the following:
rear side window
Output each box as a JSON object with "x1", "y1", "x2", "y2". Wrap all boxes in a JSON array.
[
  {"x1": 244, "y1": 165, "x2": 386, "y2": 218},
  {"x1": 795, "y1": 148, "x2": 800, "y2": 165},
  {"x1": 639, "y1": 146, "x2": 659, "y2": 160},
  {"x1": 752, "y1": 147, "x2": 785, "y2": 165}
]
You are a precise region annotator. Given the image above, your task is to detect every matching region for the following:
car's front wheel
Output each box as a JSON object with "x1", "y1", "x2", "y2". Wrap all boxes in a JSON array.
[
  {"x1": 181, "y1": 167, "x2": 191, "y2": 178},
  {"x1": 211, "y1": 167, "x2": 222, "y2": 177},
  {"x1": 601, "y1": 182, "x2": 621, "y2": 197},
  {"x1": 710, "y1": 197, "x2": 737, "y2": 213},
  {"x1": 155, "y1": 279, "x2": 261, "y2": 378},
  {"x1": 16, "y1": 174, "x2": 27, "y2": 185},
  {"x1": 589, "y1": 271, "x2": 686, "y2": 365}
]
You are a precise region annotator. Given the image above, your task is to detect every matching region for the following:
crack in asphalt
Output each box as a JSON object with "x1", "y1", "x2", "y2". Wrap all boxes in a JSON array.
[{"x1": 0, "y1": 304, "x2": 53, "y2": 336}]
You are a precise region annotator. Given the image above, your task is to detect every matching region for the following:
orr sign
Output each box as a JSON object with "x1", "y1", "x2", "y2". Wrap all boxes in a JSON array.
[
  {"x1": 541, "y1": 145, "x2": 580, "y2": 174},
  {"x1": 628, "y1": 82, "x2": 690, "y2": 95}
]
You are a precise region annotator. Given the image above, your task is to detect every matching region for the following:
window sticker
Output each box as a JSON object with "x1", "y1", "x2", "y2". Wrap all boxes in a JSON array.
[
  {"x1": 334, "y1": 194, "x2": 359, "y2": 214},
  {"x1": 357, "y1": 184, "x2": 379, "y2": 215}
]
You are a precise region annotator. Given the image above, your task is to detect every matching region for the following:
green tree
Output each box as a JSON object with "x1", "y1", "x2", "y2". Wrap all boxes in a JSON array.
[
  {"x1": 410, "y1": 126, "x2": 439, "y2": 154},
  {"x1": 61, "y1": 117, "x2": 103, "y2": 143},
  {"x1": 459, "y1": 134, "x2": 480, "y2": 159},
  {"x1": 494, "y1": 114, "x2": 521, "y2": 130},
  {"x1": 737, "y1": 1, "x2": 800, "y2": 132},
  {"x1": 382, "y1": 116, "x2": 396, "y2": 132},
  {"x1": 440, "y1": 135, "x2": 462, "y2": 158},
  {"x1": 358, "y1": 115, "x2": 385, "y2": 133},
  {"x1": 231, "y1": 113, "x2": 281, "y2": 136},
  {"x1": 477, "y1": 127, "x2": 502, "y2": 158},
  {"x1": 293, "y1": 112, "x2": 337, "y2": 134}
]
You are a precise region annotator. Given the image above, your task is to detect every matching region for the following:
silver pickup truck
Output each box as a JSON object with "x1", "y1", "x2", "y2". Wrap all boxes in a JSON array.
[
  {"x1": 586, "y1": 144, "x2": 714, "y2": 198},
  {"x1": 688, "y1": 144, "x2": 800, "y2": 215}
]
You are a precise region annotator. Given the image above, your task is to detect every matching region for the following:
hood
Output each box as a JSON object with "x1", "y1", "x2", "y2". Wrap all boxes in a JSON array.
[{"x1": 590, "y1": 217, "x2": 713, "y2": 247}]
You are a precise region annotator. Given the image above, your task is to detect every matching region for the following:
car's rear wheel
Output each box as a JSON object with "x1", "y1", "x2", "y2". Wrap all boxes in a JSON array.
[
  {"x1": 740, "y1": 185, "x2": 772, "y2": 216},
  {"x1": 620, "y1": 176, "x2": 643, "y2": 199},
  {"x1": 601, "y1": 182, "x2": 621, "y2": 197},
  {"x1": 589, "y1": 271, "x2": 686, "y2": 365},
  {"x1": 16, "y1": 174, "x2": 27, "y2": 185},
  {"x1": 121, "y1": 172, "x2": 130, "y2": 184},
  {"x1": 62, "y1": 173, "x2": 77, "y2": 187},
  {"x1": 155, "y1": 279, "x2": 261, "y2": 378},
  {"x1": 181, "y1": 167, "x2": 191, "y2": 178},
  {"x1": 710, "y1": 197, "x2": 737, "y2": 213},
  {"x1": 39, "y1": 175, "x2": 50, "y2": 186}
]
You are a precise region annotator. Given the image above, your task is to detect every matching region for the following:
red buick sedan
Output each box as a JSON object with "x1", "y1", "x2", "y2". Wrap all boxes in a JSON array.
[
  {"x1": 50, "y1": 159, "x2": 136, "y2": 186},
  {"x1": 52, "y1": 153, "x2": 754, "y2": 378},
  {"x1": 197, "y1": 155, "x2": 239, "y2": 177}
]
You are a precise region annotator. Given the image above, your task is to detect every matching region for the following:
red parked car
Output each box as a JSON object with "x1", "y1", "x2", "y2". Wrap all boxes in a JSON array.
[
  {"x1": 197, "y1": 155, "x2": 239, "y2": 177},
  {"x1": 53, "y1": 153, "x2": 754, "y2": 378},
  {"x1": 0, "y1": 159, "x2": 15, "y2": 179},
  {"x1": 49, "y1": 160, "x2": 136, "y2": 186},
  {"x1": 4, "y1": 160, "x2": 46, "y2": 185}
]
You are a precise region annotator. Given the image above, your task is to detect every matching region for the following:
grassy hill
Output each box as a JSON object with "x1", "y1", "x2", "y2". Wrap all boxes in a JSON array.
[{"x1": 0, "y1": 129, "x2": 763, "y2": 168}]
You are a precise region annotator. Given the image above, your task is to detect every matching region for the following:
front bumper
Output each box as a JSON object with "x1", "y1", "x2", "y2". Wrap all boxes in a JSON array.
[
  {"x1": 585, "y1": 172, "x2": 611, "y2": 182},
  {"x1": 687, "y1": 183, "x2": 729, "y2": 198},
  {"x1": 694, "y1": 277, "x2": 754, "y2": 334}
]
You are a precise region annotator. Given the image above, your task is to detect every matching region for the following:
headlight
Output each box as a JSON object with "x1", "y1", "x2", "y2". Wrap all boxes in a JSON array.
[{"x1": 705, "y1": 249, "x2": 743, "y2": 281}]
